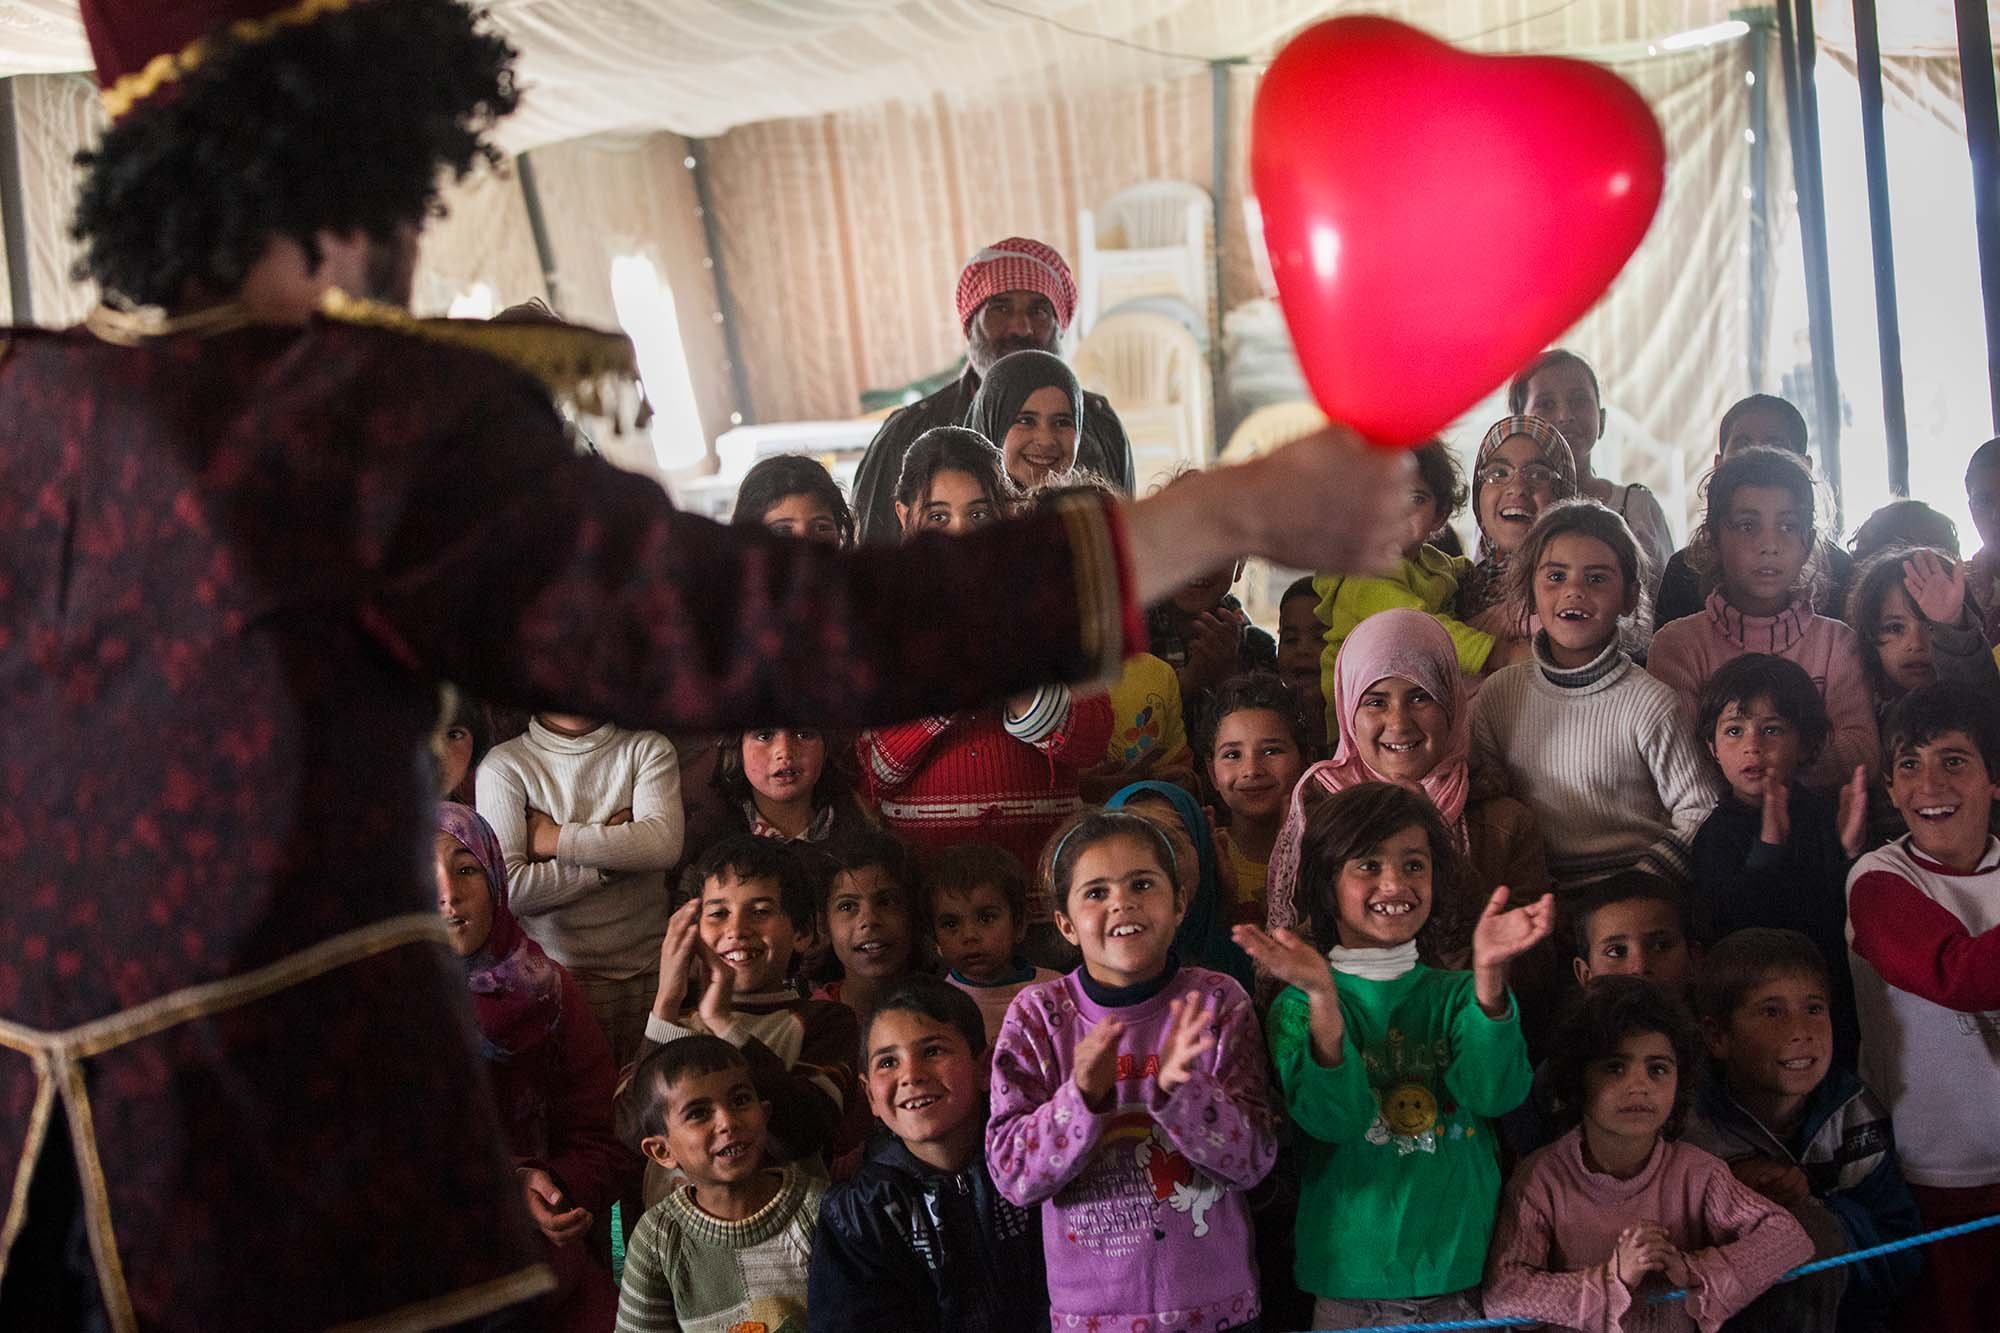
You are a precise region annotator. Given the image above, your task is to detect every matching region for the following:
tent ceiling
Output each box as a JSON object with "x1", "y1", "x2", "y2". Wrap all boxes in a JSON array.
[{"x1": 0, "y1": 0, "x2": 1975, "y2": 152}]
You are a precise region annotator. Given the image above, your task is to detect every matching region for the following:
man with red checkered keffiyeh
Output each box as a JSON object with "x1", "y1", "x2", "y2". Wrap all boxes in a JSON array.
[{"x1": 852, "y1": 237, "x2": 1135, "y2": 543}]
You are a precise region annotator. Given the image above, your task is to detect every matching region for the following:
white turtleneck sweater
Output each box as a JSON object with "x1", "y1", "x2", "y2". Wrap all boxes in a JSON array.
[
  {"x1": 476, "y1": 719, "x2": 683, "y2": 977},
  {"x1": 1469, "y1": 635, "x2": 1720, "y2": 888}
]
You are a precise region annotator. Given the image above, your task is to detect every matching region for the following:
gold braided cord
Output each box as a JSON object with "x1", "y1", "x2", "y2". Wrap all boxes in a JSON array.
[{"x1": 100, "y1": 0, "x2": 362, "y2": 121}]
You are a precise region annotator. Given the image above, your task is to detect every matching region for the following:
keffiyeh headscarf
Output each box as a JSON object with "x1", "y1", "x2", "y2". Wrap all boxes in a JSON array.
[
  {"x1": 1265, "y1": 609, "x2": 1470, "y2": 933},
  {"x1": 437, "y1": 801, "x2": 564, "y2": 1065},
  {"x1": 1458, "y1": 414, "x2": 1580, "y2": 615}
]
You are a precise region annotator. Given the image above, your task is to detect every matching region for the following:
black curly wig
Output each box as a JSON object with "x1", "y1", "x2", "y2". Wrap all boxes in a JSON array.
[{"x1": 72, "y1": 0, "x2": 520, "y2": 308}]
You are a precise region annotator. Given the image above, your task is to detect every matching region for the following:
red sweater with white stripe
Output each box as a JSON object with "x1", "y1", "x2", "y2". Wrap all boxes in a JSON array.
[
  {"x1": 859, "y1": 684, "x2": 1112, "y2": 918},
  {"x1": 1845, "y1": 835, "x2": 2000, "y2": 1188}
]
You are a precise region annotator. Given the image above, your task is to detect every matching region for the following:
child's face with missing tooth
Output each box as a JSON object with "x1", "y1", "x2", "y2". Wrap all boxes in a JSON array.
[
  {"x1": 1329, "y1": 822, "x2": 1433, "y2": 949},
  {"x1": 699, "y1": 872, "x2": 801, "y2": 993},
  {"x1": 642, "y1": 1063, "x2": 770, "y2": 1190}
]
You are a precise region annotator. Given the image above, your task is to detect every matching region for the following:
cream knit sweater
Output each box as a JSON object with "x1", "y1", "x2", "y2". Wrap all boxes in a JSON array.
[
  {"x1": 476, "y1": 718, "x2": 683, "y2": 977},
  {"x1": 1470, "y1": 636, "x2": 1720, "y2": 887}
]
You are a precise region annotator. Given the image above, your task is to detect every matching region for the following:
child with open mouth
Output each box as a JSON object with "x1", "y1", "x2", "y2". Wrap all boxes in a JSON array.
[
  {"x1": 1456, "y1": 415, "x2": 1581, "y2": 635},
  {"x1": 987, "y1": 810, "x2": 1276, "y2": 1333},
  {"x1": 1238, "y1": 780, "x2": 1553, "y2": 1329}
]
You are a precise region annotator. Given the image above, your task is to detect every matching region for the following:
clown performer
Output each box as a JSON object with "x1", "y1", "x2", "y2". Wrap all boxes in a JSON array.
[{"x1": 0, "y1": 2, "x2": 1409, "y2": 1329}]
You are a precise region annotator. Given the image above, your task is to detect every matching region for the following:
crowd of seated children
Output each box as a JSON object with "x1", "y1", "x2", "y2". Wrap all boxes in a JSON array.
[{"x1": 422, "y1": 403, "x2": 2000, "y2": 1332}]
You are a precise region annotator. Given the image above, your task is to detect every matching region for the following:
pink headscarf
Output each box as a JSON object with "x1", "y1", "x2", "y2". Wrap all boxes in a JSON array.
[{"x1": 1266, "y1": 608, "x2": 1470, "y2": 932}]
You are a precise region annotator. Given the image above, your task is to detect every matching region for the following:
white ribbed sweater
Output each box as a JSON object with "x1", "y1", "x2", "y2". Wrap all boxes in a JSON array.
[
  {"x1": 1469, "y1": 638, "x2": 1720, "y2": 887},
  {"x1": 475, "y1": 719, "x2": 683, "y2": 977}
]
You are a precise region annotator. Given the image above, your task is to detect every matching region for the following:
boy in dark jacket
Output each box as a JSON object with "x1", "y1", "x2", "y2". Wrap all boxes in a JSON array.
[
  {"x1": 806, "y1": 975, "x2": 1047, "y2": 1332},
  {"x1": 1688, "y1": 930, "x2": 1923, "y2": 1332},
  {"x1": 1691, "y1": 653, "x2": 1867, "y2": 1067}
]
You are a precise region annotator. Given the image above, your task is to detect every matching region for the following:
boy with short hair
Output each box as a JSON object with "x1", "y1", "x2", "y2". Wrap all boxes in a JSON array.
[
  {"x1": 1568, "y1": 870, "x2": 1697, "y2": 996},
  {"x1": 636, "y1": 835, "x2": 859, "y2": 1185},
  {"x1": 1688, "y1": 929, "x2": 1922, "y2": 1331},
  {"x1": 1846, "y1": 681, "x2": 2000, "y2": 1333},
  {"x1": 616, "y1": 1035, "x2": 823, "y2": 1333},
  {"x1": 1691, "y1": 654, "x2": 1866, "y2": 1066},
  {"x1": 926, "y1": 843, "x2": 1059, "y2": 1046},
  {"x1": 807, "y1": 976, "x2": 1049, "y2": 1332}
]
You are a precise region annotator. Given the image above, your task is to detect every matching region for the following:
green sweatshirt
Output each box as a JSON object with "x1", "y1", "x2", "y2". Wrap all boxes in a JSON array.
[
  {"x1": 1314, "y1": 547, "x2": 1494, "y2": 740},
  {"x1": 1265, "y1": 963, "x2": 1530, "y2": 1300}
]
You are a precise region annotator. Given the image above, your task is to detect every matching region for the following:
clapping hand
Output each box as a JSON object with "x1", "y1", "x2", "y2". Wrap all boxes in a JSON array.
[
  {"x1": 1232, "y1": 923, "x2": 1335, "y2": 996},
  {"x1": 1470, "y1": 887, "x2": 1555, "y2": 972},
  {"x1": 695, "y1": 938, "x2": 736, "y2": 1033},
  {"x1": 1072, "y1": 1016, "x2": 1126, "y2": 1110},
  {"x1": 1156, "y1": 994, "x2": 1217, "y2": 1095},
  {"x1": 1837, "y1": 765, "x2": 1869, "y2": 859},
  {"x1": 652, "y1": 899, "x2": 700, "y2": 1021}
]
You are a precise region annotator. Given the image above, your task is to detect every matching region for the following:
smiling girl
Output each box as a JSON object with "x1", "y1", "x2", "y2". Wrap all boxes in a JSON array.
[
  {"x1": 987, "y1": 811, "x2": 1277, "y2": 1333},
  {"x1": 1650, "y1": 447, "x2": 1877, "y2": 788},
  {"x1": 967, "y1": 349, "x2": 1084, "y2": 494},
  {"x1": 1458, "y1": 415, "x2": 1582, "y2": 628},
  {"x1": 1236, "y1": 781, "x2": 1552, "y2": 1327},
  {"x1": 1470, "y1": 501, "x2": 1720, "y2": 892}
]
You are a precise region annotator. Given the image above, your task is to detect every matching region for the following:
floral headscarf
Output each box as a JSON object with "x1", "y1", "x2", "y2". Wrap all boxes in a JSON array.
[
  {"x1": 1459, "y1": 414, "x2": 1580, "y2": 614},
  {"x1": 437, "y1": 802, "x2": 564, "y2": 1064}
]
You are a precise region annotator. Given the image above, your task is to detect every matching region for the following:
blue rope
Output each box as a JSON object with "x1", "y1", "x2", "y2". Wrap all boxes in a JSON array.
[{"x1": 1301, "y1": 1210, "x2": 2000, "y2": 1333}]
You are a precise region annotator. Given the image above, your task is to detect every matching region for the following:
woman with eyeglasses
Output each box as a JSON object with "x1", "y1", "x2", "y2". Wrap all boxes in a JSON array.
[{"x1": 1458, "y1": 416, "x2": 1583, "y2": 630}]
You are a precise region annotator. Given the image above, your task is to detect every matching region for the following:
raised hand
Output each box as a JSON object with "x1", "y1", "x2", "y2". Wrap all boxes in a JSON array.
[
  {"x1": 1072, "y1": 1016, "x2": 1127, "y2": 1111},
  {"x1": 1730, "y1": 1155, "x2": 1812, "y2": 1208},
  {"x1": 652, "y1": 899, "x2": 701, "y2": 1021},
  {"x1": 1837, "y1": 765, "x2": 1869, "y2": 859},
  {"x1": 1156, "y1": 994, "x2": 1218, "y2": 1095},
  {"x1": 1904, "y1": 550, "x2": 1969, "y2": 626},
  {"x1": 1759, "y1": 774, "x2": 1791, "y2": 848},
  {"x1": 1470, "y1": 887, "x2": 1555, "y2": 972},
  {"x1": 1232, "y1": 923, "x2": 1336, "y2": 996}
]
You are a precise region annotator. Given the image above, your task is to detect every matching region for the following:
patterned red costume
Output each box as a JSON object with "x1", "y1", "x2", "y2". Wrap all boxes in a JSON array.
[{"x1": 0, "y1": 273, "x2": 1136, "y2": 1328}]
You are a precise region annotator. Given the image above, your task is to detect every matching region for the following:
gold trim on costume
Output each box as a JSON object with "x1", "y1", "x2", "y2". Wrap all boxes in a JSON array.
[
  {"x1": 100, "y1": 0, "x2": 362, "y2": 121},
  {"x1": 58, "y1": 1055, "x2": 136, "y2": 1333},
  {"x1": 328, "y1": 1265, "x2": 557, "y2": 1332},
  {"x1": 0, "y1": 1052, "x2": 53, "y2": 1292},
  {"x1": 0, "y1": 912, "x2": 446, "y2": 1328},
  {"x1": 318, "y1": 291, "x2": 654, "y2": 431},
  {"x1": 1053, "y1": 493, "x2": 1128, "y2": 684},
  {"x1": 82, "y1": 300, "x2": 258, "y2": 346}
]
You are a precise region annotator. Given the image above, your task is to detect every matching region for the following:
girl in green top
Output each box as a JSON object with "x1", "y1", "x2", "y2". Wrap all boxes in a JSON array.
[{"x1": 1234, "y1": 782, "x2": 1553, "y2": 1327}]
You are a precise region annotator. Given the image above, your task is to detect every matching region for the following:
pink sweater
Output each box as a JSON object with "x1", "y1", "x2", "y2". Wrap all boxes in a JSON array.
[
  {"x1": 1484, "y1": 1129, "x2": 1813, "y2": 1332},
  {"x1": 1647, "y1": 591, "x2": 1878, "y2": 788}
]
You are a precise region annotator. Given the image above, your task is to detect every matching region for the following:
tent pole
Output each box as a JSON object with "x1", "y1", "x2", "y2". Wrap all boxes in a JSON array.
[
  {"x1": 1742, "y1": 10, "x2": 1772, "y2": 392},
  {"x1": 0, "y1": 79, "x2": 34, "y2": 324},
  {"x1": 689, "y1": 138, "x2": 754, "y2": 428},
  {"x1": 1955, "y1": 0, "x2": 2000, "y2": 432},
  {"x1": 1853, "y1": 0, "x2": 1909, "y2": 495},
  {"x1": 515, "y1": 152, "x2": 563, "y2": 311},
  {"x1": 1777, "y1": 0, "x2": 1844, "y2": 524},
  {"x1": 1210, "y1": 59, "x2": 1231, "y2": 444}
]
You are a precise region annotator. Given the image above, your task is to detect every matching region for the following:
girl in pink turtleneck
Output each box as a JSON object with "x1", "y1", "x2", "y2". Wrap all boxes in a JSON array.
[{"x1": 1648, "y1": 447, "x2": 1876, "y2": 789}]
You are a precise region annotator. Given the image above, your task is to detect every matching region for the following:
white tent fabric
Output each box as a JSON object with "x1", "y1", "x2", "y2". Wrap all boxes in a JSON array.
[{"x1": 0, "y1": 1, "x2": 1968, "y2": 151}]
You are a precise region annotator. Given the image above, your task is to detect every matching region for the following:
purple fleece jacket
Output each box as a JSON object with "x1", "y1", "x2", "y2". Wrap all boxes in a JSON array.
[{"x1": 985, "y1": 964, "x2": 1279, "y2": 1329}]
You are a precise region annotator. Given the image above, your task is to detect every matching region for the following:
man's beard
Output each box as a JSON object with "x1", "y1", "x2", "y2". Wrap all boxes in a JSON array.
[{"x1": 967, "y1": 324, "x2": 1058, "y2": 376}]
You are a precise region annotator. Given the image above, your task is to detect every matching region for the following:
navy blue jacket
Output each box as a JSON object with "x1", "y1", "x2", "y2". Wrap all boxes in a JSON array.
[
  {"x1": 807, "y1": 1131, "x2": 1049, "y2": 1332},
  {"x1": 1687, "y1": 1067, "x2": 1923, "y2": 1327}
]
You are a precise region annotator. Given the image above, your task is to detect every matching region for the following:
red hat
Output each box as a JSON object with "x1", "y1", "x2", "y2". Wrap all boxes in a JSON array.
[
  {"x1": 955, "y1": 238, "x2": 1077, "y2": 333},
  {"x1": 83, "y1": 0, "x2": 366, "y2": 120}
]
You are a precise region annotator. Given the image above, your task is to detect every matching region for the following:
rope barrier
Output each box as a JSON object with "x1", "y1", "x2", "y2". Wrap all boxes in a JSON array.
[{"x1": 1301, "y1": 1210, "x2": 2000, "y2": 1333}]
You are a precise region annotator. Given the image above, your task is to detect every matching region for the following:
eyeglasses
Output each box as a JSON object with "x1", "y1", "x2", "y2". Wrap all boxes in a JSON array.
[{"x1": 1478, "y1": 462, "x2": 1558, "y2": 488}]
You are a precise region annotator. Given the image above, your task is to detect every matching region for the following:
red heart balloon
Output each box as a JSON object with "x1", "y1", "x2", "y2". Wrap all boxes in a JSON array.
[{"x1": 1251, "y1": 16, "x2": 1665, "y2": 447}]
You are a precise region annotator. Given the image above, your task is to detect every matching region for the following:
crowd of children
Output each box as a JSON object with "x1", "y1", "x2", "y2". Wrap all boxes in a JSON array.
[{"x1": 433, "y1": 356, "x2": 2000, "y2": 1331}]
